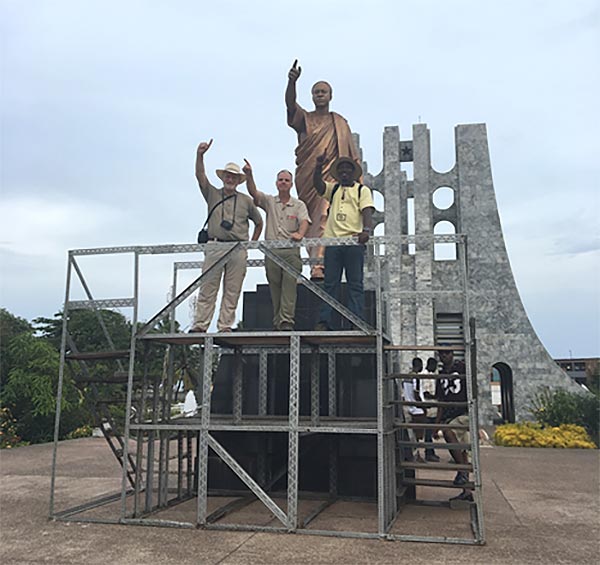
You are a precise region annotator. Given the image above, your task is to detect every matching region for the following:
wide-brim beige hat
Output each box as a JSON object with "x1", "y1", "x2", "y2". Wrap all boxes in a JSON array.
[
  {"x1": 331, "y1": 156, "x2": 362, "y2": 182},
  {"x1": 216, "y1": 162, "x2": 246, "y2": 184}
]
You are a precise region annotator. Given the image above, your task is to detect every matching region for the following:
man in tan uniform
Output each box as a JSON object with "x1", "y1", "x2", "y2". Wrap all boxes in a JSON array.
[
  {"x1": 243, "y1": 160, "x2": 310, "y2": 331},
  {"x1": 190, "y1": 139, "x2": 263, "y2": 333},
  {"x1": 286, "y1": 59, "x2": 360, "y2": 279}
]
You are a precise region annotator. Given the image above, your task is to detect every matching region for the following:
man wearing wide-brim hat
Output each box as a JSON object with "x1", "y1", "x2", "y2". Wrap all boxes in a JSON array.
[
  {"x1": 189, "y1": 139, "x2": 263, "y2": 333},
  {"x1": 312, "y1": 154, "x2": 374, "y2": 330}
]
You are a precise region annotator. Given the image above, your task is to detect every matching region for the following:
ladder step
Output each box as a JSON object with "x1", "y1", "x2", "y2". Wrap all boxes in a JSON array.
[
  {"x1": 390, "y1": 401, "x2": 469, "y2": 408},
  {"x1": 400, "y1": 461, "x2": 472, "y2": 471},
  {"x1": 384, "y1": 345, "x2": 465, "y2": 351},
  {"x1": 394, "y1": 421, "x2": 469, "y2": 430},
  {"x1": 384, "y1": 372, "x2": 466, "y2": 380},
  {"x1": 397, "y1": 441, "x2": 471, "y2": 450},
  {"x1": 95, "y1": 398, "x2": 128, "y2": 404},
  {"x1": 66, "y1": 350, "x2": 130, "y2": 361},
  {"x1": 74, "y1": 372, "x2": 143, "y2": 384},
  {"x1": 402, "y1": 478, "x2": 475, "y2": 489}
]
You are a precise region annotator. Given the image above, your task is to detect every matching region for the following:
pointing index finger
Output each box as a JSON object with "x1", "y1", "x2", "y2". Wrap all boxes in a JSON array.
[{"x1": 292, "y1": 59, "x2": 297, "y2": 69}]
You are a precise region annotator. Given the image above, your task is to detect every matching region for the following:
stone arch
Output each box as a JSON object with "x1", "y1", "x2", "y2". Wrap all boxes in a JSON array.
[
  {"x1": 433, "y1": 221, "x2": 457, "y2": 261},
  {"x1": 491, "y1": 362, "x2": 515, "y2": 423}
]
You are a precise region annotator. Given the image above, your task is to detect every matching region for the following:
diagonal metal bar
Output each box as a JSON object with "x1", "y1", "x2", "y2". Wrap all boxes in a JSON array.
[
  {"x1": 301, "y1": 498, "x2": 335, "y2": 528},
  {"x1": 259, "y1": 243, "x2": 374, "y2": 334},
  {"x1": 138, "y1": 242, "x2": 240, "y2": 336},
  {"x1": 207, "y1": 434, "x2": 288, "y2": 526}
]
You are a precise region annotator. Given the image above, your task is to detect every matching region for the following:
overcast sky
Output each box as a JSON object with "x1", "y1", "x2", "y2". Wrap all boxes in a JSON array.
[{"x1": 1, "y1": 0, "x2": 599, "y2": 357}]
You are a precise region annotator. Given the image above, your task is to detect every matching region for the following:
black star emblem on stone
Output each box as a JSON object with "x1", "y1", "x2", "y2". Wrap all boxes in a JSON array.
[{"x1": 401, "y1": 145, "x2": 412, "y2": 157}]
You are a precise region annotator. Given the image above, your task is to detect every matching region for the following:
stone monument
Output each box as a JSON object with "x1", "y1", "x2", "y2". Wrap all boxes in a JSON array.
[{"x1": 359, "y1": 123, "x2": 578, "y2": 425}]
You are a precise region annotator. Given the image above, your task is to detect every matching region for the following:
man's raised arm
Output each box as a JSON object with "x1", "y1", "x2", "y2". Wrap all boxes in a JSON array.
[
  {"x1": 195, "y1": 139, "x2": 213, "y2": 198},
  {"x1": 242, "y1": 158, "x2": 262, "y2": 206}
]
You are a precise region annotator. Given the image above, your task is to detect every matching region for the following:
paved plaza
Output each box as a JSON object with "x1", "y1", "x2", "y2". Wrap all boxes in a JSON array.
[{"x1": 1, "y1": 438, "x2": 598, "y2": 564}]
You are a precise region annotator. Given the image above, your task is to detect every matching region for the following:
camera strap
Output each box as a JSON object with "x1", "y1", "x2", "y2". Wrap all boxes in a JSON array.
[
  {"x1": 201, "y1": 193, "x2": 236, "y2": 231},
  {"x1": 221, "y1": 192, "x2": 237, "y2": 226}
]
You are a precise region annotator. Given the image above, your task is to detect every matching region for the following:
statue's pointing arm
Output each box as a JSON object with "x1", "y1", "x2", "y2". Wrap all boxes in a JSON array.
[{"x1": 286, "y1": 59, "x2": 304, "y2": 131}]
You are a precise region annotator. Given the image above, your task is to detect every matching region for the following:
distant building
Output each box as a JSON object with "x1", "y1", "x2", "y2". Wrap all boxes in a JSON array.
[{"x1": 554, "y1": 358, "x2": 599, "y2": 387}]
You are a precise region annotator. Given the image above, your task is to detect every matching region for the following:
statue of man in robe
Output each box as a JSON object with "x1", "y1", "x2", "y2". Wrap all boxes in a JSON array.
[{"x1": 285, "y1": 60, "x2": 360, "y2": 279}]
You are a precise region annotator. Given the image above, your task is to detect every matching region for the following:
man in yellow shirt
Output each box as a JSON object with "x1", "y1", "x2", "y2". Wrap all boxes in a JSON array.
[{"x1": 312, "y1": 155, "x2": 374, "y2": 330}]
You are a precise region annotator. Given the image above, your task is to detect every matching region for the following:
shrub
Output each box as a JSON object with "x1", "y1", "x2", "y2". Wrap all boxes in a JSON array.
[
  {"x1": 531, "y1": 387, "x2": 599, "y2": 446},
  {"x1": 494, "y1": 422, "x2": 596, "y2": 449},
  {"x1": 0, "y1": 407, "x2": 29, "y2": 449}
]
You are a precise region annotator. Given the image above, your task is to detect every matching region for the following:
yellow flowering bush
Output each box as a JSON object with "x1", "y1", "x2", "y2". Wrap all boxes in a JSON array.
[
  {"x1": 0, "y1": 407, "x2": 28, "y2": 449},
  {"x1": 66, "y1": 425, "x2": 93, "y2": 439},
  {"x1": 494, "y1": 422, "x2": 596, "y2": 449}
]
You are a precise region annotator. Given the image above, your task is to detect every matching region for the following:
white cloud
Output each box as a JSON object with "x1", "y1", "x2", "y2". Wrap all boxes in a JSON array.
[
  {"x1": 0, "y1": 195, "x2": 125, "y2": 257},
  {"x1": 1, "y1": 0, "x2": 599, "y2": 356}
]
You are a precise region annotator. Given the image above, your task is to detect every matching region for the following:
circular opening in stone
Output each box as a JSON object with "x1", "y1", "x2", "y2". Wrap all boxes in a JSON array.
[{"x1": 432, "y1": 186, "x2": 454, "y2": 210}]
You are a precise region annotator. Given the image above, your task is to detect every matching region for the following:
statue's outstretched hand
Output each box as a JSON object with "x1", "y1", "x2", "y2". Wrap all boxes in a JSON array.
[
  {"x1": 242, "y1": 158, "x2": 253, "y2": 178},
  {"x1": 288, "y1": 59, "x2": 302, "y2": 82}
]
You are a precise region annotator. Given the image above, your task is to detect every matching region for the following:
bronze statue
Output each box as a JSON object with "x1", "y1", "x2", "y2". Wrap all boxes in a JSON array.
[{"x1": 286, "y1": 59, "x2": 360, "y2": 279}]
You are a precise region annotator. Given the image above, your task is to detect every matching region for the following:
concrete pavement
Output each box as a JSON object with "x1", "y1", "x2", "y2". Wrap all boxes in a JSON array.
[{"x1": 1, "y1": 438, "x2": 598, "y2": 564}]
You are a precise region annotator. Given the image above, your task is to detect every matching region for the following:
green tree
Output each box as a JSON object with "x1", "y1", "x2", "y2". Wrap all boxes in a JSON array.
[
  {"x1": 1, "y1": 308, "x2": 33, "y2": 387},
  {"x1": 2, "y1": 332, "x2": 88, "y2": 444},
  {"x1": 34, "y1": 309, "x2": 131, "y2": 352}
]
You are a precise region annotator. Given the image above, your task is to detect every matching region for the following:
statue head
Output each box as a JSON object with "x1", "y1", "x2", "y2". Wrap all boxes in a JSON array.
[{"x1": 311, "y1": 81, "x2": 332, "y2": 109}]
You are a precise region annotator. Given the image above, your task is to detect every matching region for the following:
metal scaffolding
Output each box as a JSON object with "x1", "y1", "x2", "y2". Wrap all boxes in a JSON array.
[{"x1": 49, "y1": 234, "x2": 485, "y2": 544}]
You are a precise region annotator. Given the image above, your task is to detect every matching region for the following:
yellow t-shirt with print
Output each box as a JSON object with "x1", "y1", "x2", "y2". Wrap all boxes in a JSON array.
[{"x1": 322, "y1": 181, "x2": 374, "y2": 238}]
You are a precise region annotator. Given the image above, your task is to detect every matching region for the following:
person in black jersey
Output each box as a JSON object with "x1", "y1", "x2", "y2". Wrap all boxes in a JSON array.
[{"x1": 435, "y1": 348, "x2": 472, "y2": 502}]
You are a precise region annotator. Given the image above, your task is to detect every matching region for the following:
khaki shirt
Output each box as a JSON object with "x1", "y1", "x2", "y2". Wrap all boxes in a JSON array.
[
  {"x1": 201, "y1": 182, "x2": 262, "y2": 241},
  {"x1": 323, "y1": 181, "x2": 374, "y2": 238},
  {"x1": 256, "y1": 192, "x2": 311, "y2": 240}
]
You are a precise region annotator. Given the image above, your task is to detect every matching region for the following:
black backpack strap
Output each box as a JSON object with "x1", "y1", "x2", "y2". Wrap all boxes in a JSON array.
[
  {"x1": 329, "y1": 183, "x2": 340, "y2": 202},
  {"x1": 330, "y1": 183, "x2": 363, "y2": 203}
]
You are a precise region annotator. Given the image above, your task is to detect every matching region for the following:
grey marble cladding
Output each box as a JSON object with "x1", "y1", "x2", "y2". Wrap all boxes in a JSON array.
[{"x1": 358, "y1": 122, "x2": 579, "y2": 425}]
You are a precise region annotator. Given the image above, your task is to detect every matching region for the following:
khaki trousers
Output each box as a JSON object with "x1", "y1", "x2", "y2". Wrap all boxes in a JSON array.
[
  {"x1": 265, "y1": 248, "x2": 302, "y2": 328},
  {"x1": 193, "y1": 243, "x2": 247, "y2": 331}
]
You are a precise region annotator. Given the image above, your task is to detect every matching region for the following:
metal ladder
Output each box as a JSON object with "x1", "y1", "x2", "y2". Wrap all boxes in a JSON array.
[{"x1": 383, "y1": 322, "x2": 485, "y2": 544}]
